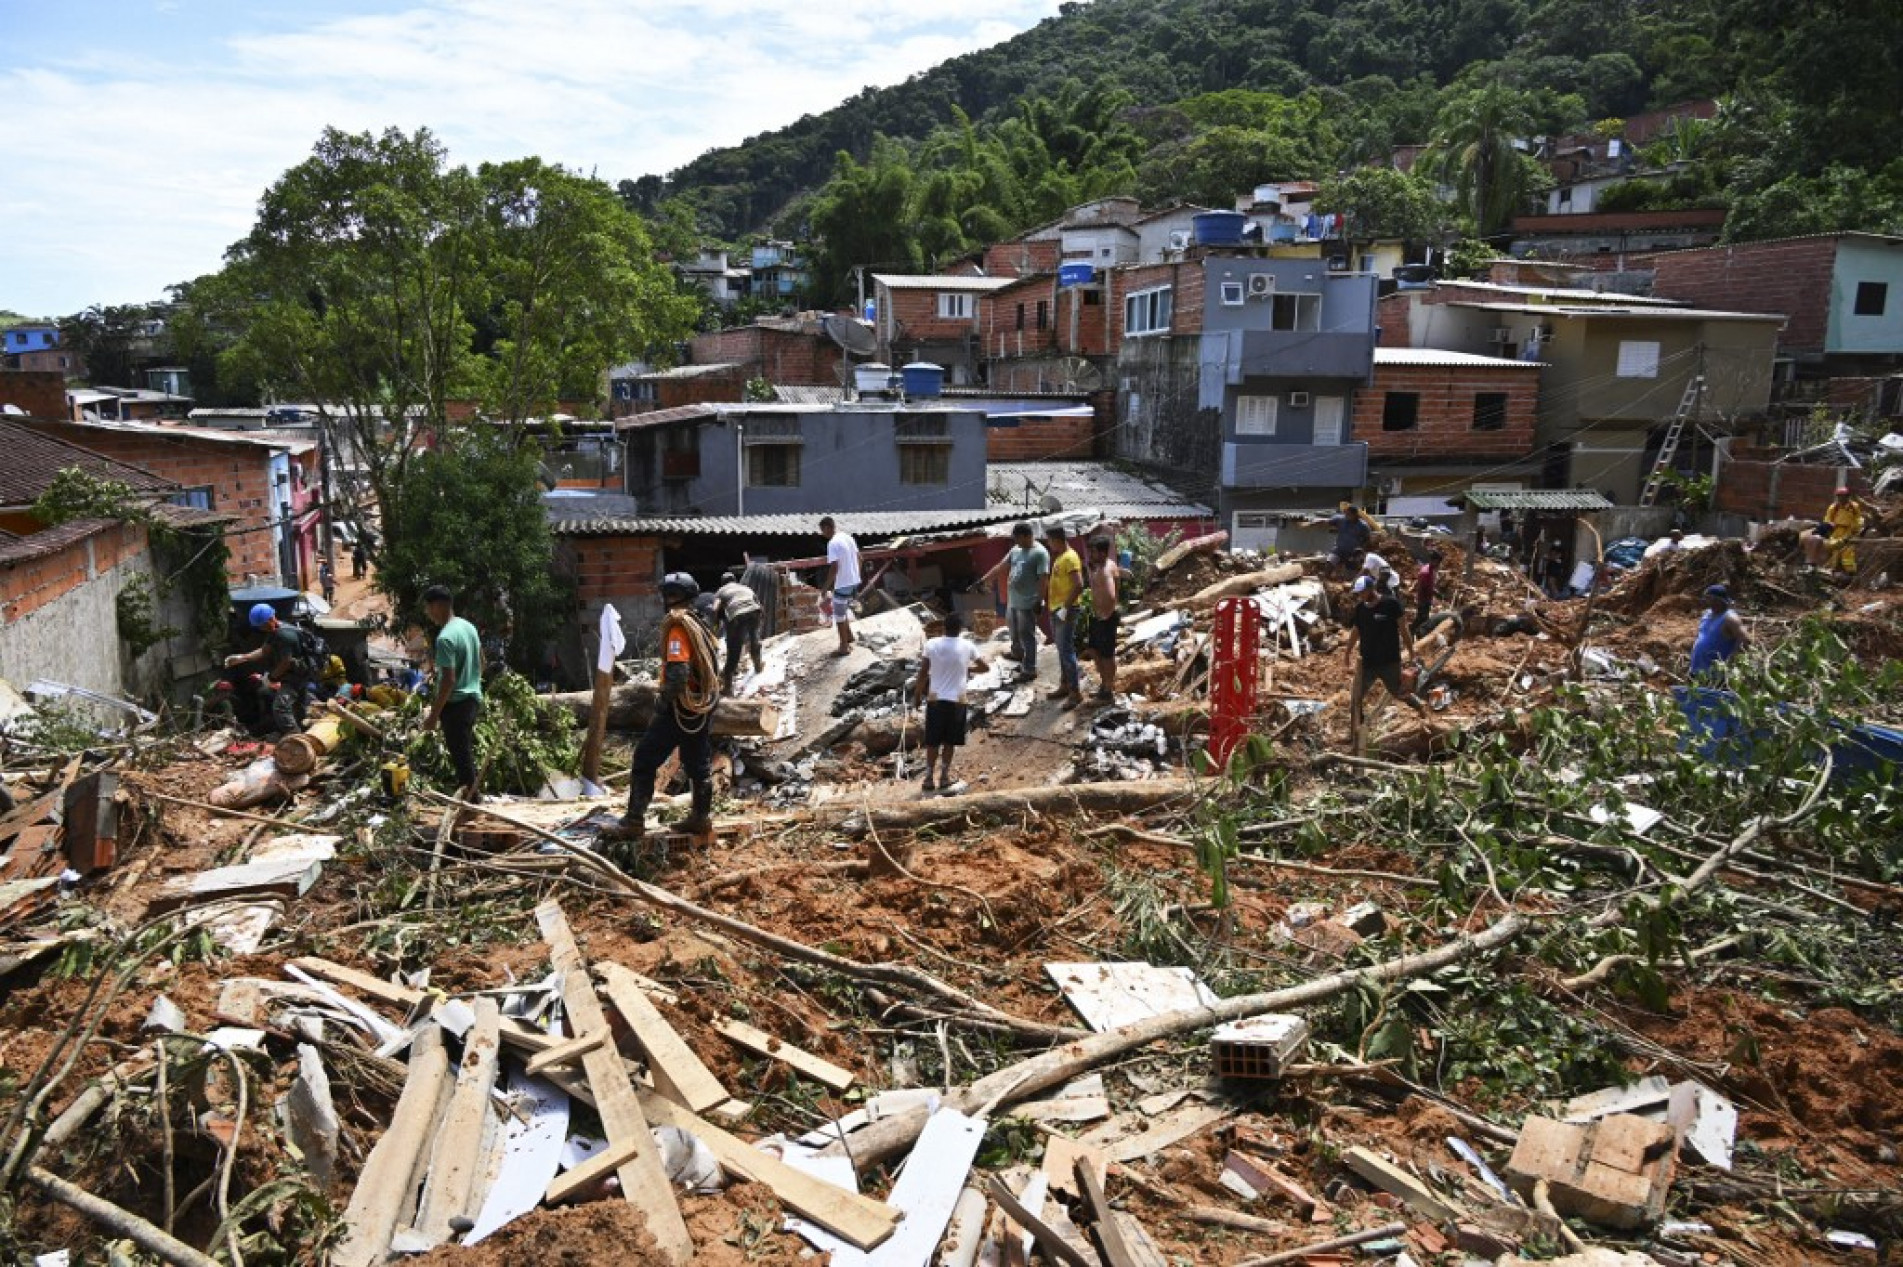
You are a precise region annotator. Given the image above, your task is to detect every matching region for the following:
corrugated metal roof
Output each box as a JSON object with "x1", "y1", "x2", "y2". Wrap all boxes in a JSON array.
[
  {"x1": 1441, "y1": 280, "x2": 1681, "y2": 305},
  {"x1": 635, "y1": 362, "x2": 742, "y2": 380},
  {"x1": 1463, "y1": 489, "x2": 1614, "y2": 511},
  {"x1": 1373, "y1": 348, "x2": 1543, "y2": 369},
  {"x1": 871, "y1": 274, "x2": 1016, "y2": 292},
  {"x1": 611, "y1": 404, "x2": 722, "y2": 431},
  {"x1": 986, "y1": 461, "x2": 1211, "y2": 513},
  {"x1": 549, "y1": 508, "x2": 1024, "y2": 539},
  {"x1": 0, "y1": 419, "x2": 176, "y2": 506},
  {"x1": 773, "y1": 386, "x2": 847, "y2": 405},
  {"x1": 1450, "y1": 301, "x2": 1786, "y2": 322}
]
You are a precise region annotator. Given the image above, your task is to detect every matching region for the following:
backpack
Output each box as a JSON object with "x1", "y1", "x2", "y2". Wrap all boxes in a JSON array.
[{"x1": 287, "y1": 625, "x2": 329, "y2": 682}]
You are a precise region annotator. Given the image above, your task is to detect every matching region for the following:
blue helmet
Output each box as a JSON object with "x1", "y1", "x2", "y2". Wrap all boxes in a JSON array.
[{"x1": 248, "y1": 602, "x2": 277, "y2": 628}]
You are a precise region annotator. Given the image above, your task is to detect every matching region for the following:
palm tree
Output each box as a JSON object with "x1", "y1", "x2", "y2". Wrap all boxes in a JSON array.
[{"x1": 1420, "y1": 81, "x2": 1540, "y2": 236}]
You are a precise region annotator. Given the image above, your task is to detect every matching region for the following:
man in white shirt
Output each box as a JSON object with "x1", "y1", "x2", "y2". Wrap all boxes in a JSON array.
[
  {"x1": 819, "y1": 516, "x2": 862, "y2": 658},
  {"x1": 911, "y1": 612, "x2": 990, "y2": 793},
  {"x1": 1358, "y1": 549, "x2": 1390, "y2": 584}
]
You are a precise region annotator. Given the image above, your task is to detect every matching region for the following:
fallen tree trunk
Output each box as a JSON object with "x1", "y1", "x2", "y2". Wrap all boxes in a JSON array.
[
  {"x1": 821, "y1": 778, "x2": 1198, "y2": 836},
  {"x1": 818, "y1": 909, "x2": 1531, "y2": 1171},
  {"x1": 1174, "y1": 563, "x2": 1306, "y2": 610},
  {"x1": 24, "y1": 1166, "x2": 220, "y2": 1267},
  {"x1": 1152, "y1": 531, "x2": 1228, "y2": 574},
  {"x1": 542, "y1": 683, "x2": 777, "y2": 736}
]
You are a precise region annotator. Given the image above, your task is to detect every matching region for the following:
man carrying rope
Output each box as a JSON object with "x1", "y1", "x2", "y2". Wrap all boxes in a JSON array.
[{"x1": 601, "y1": 572, "x2": 722, "y2": 854}]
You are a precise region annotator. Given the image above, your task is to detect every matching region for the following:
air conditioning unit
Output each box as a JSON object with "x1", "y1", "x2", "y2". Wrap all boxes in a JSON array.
[
  {"x1": 1287, "y1": 391, "x2": 1311, "y2": 408},
  {"x1": 1246, "y1": 273, "x2": 1276, "y2": 299},
  {"x1": 1488, "y1": 327, "x2": 1515, "y2": 345},
  {"x1": 1168, "y1": 230, "x2": 1193, "y2": 251}
]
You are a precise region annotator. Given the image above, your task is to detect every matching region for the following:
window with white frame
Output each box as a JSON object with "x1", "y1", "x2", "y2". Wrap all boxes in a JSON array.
[
  {"x1": 937, "y1": 292, "x2": 973, "y2": 320},
  {"x1": 1615, "y1": 339, "x2": 1661, "y2": 378},
  {"x1": 1219, "y1": 281, "x2": 1245, "y2": 306},
  {"x1": 1235, "y1": 395, "x2": 1278, "y2": 436},
  {"x1": 1123, "y1": 286, "x2": 1173, "y2": 336}
]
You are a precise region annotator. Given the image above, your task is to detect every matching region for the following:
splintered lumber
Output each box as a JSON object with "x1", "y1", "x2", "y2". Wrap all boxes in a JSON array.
[
  {"x1": 1504, "y1": 1113, "x2": 1677, "y2": 1229},
  {"x1": 1074, "y1": 1155, "x2": 1142, "y2": 1267},
  {"x1": 597, "y1": 962, "x2": 731, "y2": 1113},
  {"x1": 1342, "y1": 1146, "x2": 1462, "y2": 1223},
  {"x1": 712, "y1": 1017, "x2": 855, "y2": 1092},
  {"x1": 536, "y1": 901, "x2": 692, "y2": 1263},
  {"x1": 1084, "y1": 1100, "x2": 1233, "y2": 1164},
  {"x1": 543, "y1": 682, "x2": 778, "y2": 737},
  {"x1": 545, "y1": 1135, "x2": 644, "y2": 1205},
  {"x1": 834, "y1": 778, "x2": 1194, "y2": 837},
  {"x1": 414, "y1": 998, "x2": 503, "y2": 1245},
  {"x1": 334, "y1": 1026, "x2": 453, "y2": 1267},
  {"x1": 1176, "y1": 562, "x2": 1306, "y2": 610},
  {"x1": 821, "y1": 910, "x2": 1533, "y2": 1172},
  {"x1": 986, "y1": 1174, "x2": 1095, "y2": 1267},
  {"x1": 522, "y1": 1030, "x2": 607, "y2": 1077},
  {"x1": 1151, "y1": 530, "x2": 1228, "y2": 574},
  {"x1": 637, "y1": 1090, "x2": 899, "y2": 1251},
  {"x1": 1232, "y1": 1221, "x2": 1409, "y2": 1267}
]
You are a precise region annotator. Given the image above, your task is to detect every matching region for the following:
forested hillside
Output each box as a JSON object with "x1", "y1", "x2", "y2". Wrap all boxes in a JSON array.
[{"x1": 625, "y1": 0, "x2": 1903, "y2": 303}]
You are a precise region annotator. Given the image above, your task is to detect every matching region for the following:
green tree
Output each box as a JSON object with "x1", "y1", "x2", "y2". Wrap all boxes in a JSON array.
[
  {"x1": 806, "y1": 137, "x2": 922, "y2": 304},
  {"x1": 1315, "y1": 167, "x2": 1450, "y2": 241},
  {"x1": 1725, "y1": 164, "x2": 1903, "y2": 243},
  {"x1": 1419, "y1": 79, "x2": 1548, "y2": 235},
  {"x1": 58, "y1": 304, "x2": 150, "y2": 388},
  {"x1": 378, "y1": 431, "x2": 568, "y2": 672}
]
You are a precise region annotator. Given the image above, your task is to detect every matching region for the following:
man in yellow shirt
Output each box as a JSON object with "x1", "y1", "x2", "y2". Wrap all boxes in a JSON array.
[
  {"x1": 1042, "y1": 523, "x2": 1086, "y2": 710},
  {"x1": 1802, "y1": 485, "x2": 1865, "y2": 572}
]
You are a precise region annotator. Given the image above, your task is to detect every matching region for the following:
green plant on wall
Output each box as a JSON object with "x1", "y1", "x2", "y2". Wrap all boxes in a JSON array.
[{"x1": 114, "y1": 575, "x2": 178, "y2": 658}]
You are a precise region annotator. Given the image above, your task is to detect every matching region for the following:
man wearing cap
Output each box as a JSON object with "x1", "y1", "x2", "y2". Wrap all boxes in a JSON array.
[
  {"x1": 1043, "y1": 524, "x2": 1086, "y2": 710},
  {"x1": 223, "y1": 603, "x2": 311, "y2": 737},
  {"x1": 713, "y1": 570, "x2": 764, "y2": 693},
  {"x1": 1343, "y1": 571, "x2": 1426, "y2": 753},
  {"x1": 1802, "y1": 486, "x2": 1865, "y2": 572},
  {"x1": 1691, "y1": 584, "x2": 1749, "y2": 679},
  {"x1": 979, "y1": 523, "x2": 1049, "y2": 682}
]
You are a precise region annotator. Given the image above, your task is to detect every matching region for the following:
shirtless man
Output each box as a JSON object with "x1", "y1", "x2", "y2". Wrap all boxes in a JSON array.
[{"x1": 1085, "y1": 537, "x2": 1121, "y2": 702}]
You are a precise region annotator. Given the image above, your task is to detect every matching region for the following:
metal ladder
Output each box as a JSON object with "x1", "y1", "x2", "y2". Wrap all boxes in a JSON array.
[{"x1": 1637, "y1": 374, "x2": 1705, "y2": 507}]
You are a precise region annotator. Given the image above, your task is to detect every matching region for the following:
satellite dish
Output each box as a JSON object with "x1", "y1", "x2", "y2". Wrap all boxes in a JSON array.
[
  {"x1": 1038, "y1": 493, "x2": 1064, "y2": 515},
  {"x1": 822, "y1": 314, "x2": 878, "y2": 357},
  {"x1": 0, "y1": 404, "x2": 23, "y2": 415}
]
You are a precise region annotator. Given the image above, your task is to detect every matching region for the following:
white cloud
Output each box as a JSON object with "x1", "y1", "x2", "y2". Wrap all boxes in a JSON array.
[{"x1": 0, "y1": 0, "x2": 1062, "y2": 316}]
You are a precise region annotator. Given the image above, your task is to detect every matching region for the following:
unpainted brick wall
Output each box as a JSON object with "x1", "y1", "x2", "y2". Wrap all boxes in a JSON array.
[
  {"x1": 1351, "y1": 364, "x2": 1540, "y2": 458},
  {"x1": 0, "y1": 370, "x2": 69, "y2": 420},
  {"x1": 1639, "y1": 238, "x2": 1836, "y2": 353},
  {"x1": 1714, "y1": 446, "x2": 1870, "y2": 519}
]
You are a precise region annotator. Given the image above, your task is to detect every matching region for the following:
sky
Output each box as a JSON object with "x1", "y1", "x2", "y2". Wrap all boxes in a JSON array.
[{"x1": 0, "y1": 0, "x2": 1064, "y2": 318}]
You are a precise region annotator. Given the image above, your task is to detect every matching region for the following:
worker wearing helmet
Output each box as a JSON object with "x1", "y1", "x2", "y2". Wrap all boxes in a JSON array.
[
  {"x1": 223, "y1": 602, "x2": 309, "y2": 737},
  {"x1": 600, "y1": 572, "x2": 722, "y2": 855}
]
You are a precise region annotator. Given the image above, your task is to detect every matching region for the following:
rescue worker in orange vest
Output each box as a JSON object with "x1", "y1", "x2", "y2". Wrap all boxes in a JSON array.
[{"x1": 601, "y1": 572, "x2": 721, "y2": 855}]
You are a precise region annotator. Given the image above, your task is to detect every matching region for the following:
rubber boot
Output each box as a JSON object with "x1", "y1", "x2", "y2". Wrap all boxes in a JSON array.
[
  {"x1": 600, "y1": 771, "x2": 654, "y2": 857},
  {"x1": 678, "y1": 779, "x2": 715, "y2": 839}
]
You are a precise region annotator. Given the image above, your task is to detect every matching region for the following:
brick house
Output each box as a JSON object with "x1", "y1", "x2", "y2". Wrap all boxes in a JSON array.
[
  {"x1": 1355, "y1": 349, "x2": 1543, "y2": 507},
  {"x1": 0, "y1": 369, "x2": 71, "y2": 421},
  {"x1": 688, "y1": 319, "x2": 842, "y2": 391},
  {"x1": 13, "y1": 417, "x2": 323, "y2": 588},
  {"x1": 0, "y1": 418, "x2": 230, "y2": 702},
  {"x1": 1380, "y1": 281, "x2": 1781, "y2": 501},
  {"x1": 871, "y1": 274, "x2": 1016, "y2": 385}
]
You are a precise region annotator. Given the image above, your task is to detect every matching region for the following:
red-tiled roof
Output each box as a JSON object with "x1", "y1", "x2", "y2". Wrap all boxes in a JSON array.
[{"x1": 0, "y1": 418, "x2": 176, "y2": 507}]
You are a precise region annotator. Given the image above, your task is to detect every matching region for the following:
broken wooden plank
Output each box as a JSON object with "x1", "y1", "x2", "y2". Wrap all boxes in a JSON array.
[
  {"x1": 537, "y1": 901, "x2": 692, "y2": 1264},
  {"x1": 1111, "y1": 1213, "x2": 1169, "y2": 1267},
  {"x1": 1561, "y1": 1076, "x2": 1672, "y2": 1124},
  {"x1": 637, "y1": 1089, "x2": 898, "y2": 1251},
  {"x1": 1013, "y1": 1075, "x2": 1110, "y2": 1125},
  {"x1": 1074, "y1": 1155, "x2": 1142, "y2": 1267},
  {"x1": 545, "y1": 1135, "x2": 644, "y2": 1205},
  {"x1": 712, "y1": 1016, "x2": 855, "y2": 1092},
  {"x1": 1082, "y1": 1100, "x2": 1232, "y2": 1164},
  {"x1": 802, "y1": 1107, "x2": 985, "y2": 1266},
  {"x1": 1041, "y1": 1133, "x2": 1107, "y2": 1201},
  {"x1": 522, "y1": 1030, "x2": 607, "y2": 1077},
  {"x1": 1223, "y1": 1151, "x2": 1327, "y2": 1222},
  {"x1": 285, "y1": 956, "x2": 421, "y2": 1012},
  {"x1": 1503, "y1": 1113, "x2": 1676, "y2": 1230},
  {"x1": 150, "y1": 850, "x2": 331, "y2": 910},
  {"x1": 1043, "y1": 961, "x2": 1217, "y2": 1032},
  {"x1": 414, "y1": 998, "x2": 504, "y2": 1245},
  {"x1": 985, "y1": 1174, "x2": 1094, "y2": 1267},
  {"x1": 332, "y1": 1026, "x2": 453, "y2": 1267},
  {"x1": 596, "y1": 962, "x2": 730, "y2": 1114},
  {"x1": 1342, "y1": 1146, "x2": 1462, "y2": 1224}
]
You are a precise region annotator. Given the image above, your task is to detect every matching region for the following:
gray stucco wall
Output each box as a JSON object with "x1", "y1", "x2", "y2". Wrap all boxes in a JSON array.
[
  {"x1": 0, "y1": 537, "x2": 187, "y2": 714},
  {"x1": 625, "y1": 408, "x2": 990, "y2": 517}
]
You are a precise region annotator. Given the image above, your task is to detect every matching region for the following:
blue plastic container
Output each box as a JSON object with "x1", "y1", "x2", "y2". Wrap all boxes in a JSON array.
[
  {"x1": 1192, "y1": 211, "x2": 1248, "y2": 246},
  {"x1": 901, "y1": 362, "x2": 945, "y2": 398}
]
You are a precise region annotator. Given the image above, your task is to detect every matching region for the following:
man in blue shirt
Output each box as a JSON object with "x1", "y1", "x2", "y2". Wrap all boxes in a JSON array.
[{"x1": 1690, "y1": 585, "x2": 1749, "y2": 679}]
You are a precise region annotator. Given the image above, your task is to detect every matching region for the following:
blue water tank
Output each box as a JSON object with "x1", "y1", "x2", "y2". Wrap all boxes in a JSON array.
[
  {"x1": 901, "y1": 361, "x2": 945, "y2": 398},
  {"x1": 1192, "y1": 210, "x2": 1248, "y2": 246},
  {"x1": 1058, "y1": 262, "x2": 1096, "y2": 288}
]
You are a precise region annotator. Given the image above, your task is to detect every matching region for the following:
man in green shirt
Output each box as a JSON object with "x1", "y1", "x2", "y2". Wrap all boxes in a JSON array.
[{"x1": 421, "y1": 584, "x2": 484, "y2": 799}]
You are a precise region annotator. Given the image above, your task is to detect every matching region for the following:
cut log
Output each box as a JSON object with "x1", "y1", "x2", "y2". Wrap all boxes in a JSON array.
[
  {"x1": 1152, "y1": 531, "x2": 1228, "y2": 574},
  {"x1": 543, "y1": 683, "x2": 778, "y2": 737},
  {"x1": 1175, "y1": 563, "x2": 1306, "y2": 610},
  {"x1": 274, "y1": 715, "x2": 347, "y2": 777}
]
